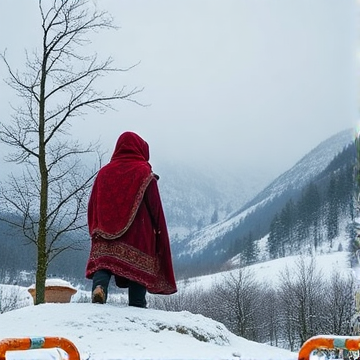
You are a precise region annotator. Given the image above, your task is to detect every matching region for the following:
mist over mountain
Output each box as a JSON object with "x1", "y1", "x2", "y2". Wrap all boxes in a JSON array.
[
  {"x1": 155, "y1": 160, "x2": 274, "y2": 240},
  {"x1": 243, "y1": 128, "x2": 354, "y2": 208}
]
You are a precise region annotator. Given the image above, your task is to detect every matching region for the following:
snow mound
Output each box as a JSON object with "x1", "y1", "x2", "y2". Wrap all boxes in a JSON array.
[{"x1": 0, "y1": 303, "x2": 297, "y2": 360}]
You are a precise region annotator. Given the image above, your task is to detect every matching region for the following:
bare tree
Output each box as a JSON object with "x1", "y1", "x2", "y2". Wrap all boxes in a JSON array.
[
  {"x1": 0, "y1": 0, "x2": 142, "y2": 304},
  {"x1": 0, "y1": 285, "x2": 26, "y2": 314},
  {"x1": 210, "y1": 267, "x2": 261, "y2": 340},
  {"x1": 150, "y1": 290, "x2": 191, "y2": 312},
  {"x1": 323, "y1": 270, "x2": 355, "y2": 335},
  {"x1": 278, "y1": 256, "x2": 326, "y2": 350},
  {"x1": 259, "y1": 285, "x2": 281, "y2": 347}
]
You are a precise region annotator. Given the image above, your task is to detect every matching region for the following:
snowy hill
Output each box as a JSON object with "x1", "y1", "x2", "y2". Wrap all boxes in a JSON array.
[{"x1": 0, "y1": 303, "x2": 297, "y2": 360}]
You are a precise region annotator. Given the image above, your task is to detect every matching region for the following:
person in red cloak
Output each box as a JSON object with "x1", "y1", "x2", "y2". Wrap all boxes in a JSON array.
[{"x1": 85, "y1": 131, "x2": 177, "y2": 307}]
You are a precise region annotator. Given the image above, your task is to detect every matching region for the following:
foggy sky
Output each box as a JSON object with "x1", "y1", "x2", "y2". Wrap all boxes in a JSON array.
[{"x1": 0, "y1": 0, "x2": 358, "y2": 179}]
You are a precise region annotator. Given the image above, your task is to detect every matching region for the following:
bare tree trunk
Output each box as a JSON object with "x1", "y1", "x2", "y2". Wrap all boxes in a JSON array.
[{"x1": 35, "y1": 51, "x2": 48, "y2": 304}]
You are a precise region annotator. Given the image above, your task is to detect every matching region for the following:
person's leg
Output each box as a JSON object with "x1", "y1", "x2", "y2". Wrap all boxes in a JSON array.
[
  {"x1": 92, "y1": 269, "x2": 112, "y2": 303},
  {"x1": 128, "y1": 281, "x2": 147, "y2": 308}
]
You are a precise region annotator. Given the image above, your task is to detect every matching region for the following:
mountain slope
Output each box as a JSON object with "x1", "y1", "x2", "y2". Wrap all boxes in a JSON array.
[
  {"x1": 155, "y1": 159, "x2": 273, "y2": 240},
  {"x1": 172, "y1": 128, "x2": 354, "y2": 276},
  {"x1": 243, "y1": 128, "x2": 354, "y2": 208}
]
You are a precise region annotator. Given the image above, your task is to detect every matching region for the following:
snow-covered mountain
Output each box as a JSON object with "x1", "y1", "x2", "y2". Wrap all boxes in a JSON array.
[
  {"x1": 171, "y1": 128, "x2": 354, "y2": 276},
  {"x1": 155, "y1": 159, "x2": 274, "y2": 240}
]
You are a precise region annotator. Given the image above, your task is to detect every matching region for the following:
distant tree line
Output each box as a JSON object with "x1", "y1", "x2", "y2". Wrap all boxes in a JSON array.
[{"x1": 150, "y1": 257, "x2": 355, "y2": 352}]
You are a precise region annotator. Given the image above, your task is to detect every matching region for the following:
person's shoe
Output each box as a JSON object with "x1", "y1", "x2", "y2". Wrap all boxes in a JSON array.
[{"x1": 92, "y1": 285, "x2": 105, "y2": 304}]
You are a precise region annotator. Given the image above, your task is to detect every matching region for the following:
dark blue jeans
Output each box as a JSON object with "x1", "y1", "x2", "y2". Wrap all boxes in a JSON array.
[{"x1": 92, "y1": 269, "x2": 147, "y2": 308}]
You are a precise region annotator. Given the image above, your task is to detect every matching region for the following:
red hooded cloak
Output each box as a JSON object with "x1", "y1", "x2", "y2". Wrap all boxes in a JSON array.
[{"x1": 86, "y1": 132, "x2": 177, "y2": 295}]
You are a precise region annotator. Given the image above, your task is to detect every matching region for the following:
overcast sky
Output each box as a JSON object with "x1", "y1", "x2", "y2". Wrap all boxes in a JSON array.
[{"x1": 0, "y1": 0, "x2": 358, "y2": 179}]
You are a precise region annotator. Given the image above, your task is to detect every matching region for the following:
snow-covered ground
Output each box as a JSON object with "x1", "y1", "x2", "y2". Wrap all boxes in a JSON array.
[
  {"x1": 180, "y1": 249, "x2": 353, "y2": 293},
  {"x1": 0, "y1": 247, "x2": 354, "y2": 360},
  {"x1": 0, "y1": 302, "x2": 298, "y2": 360}
]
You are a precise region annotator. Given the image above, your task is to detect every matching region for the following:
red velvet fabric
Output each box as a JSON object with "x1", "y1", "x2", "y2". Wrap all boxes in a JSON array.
[
  {"x1": 88, "y1": 132, "x2": 153, "y2": 239},
  {"x1": 86, "y1": 132, "x2": 177, "y2": 295}
]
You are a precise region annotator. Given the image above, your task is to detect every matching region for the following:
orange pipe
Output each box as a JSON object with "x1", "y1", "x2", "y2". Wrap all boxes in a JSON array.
[
  {"x1": 0, "y1": 337, "x2": 80, "y2": 360},
  {"x1": 298, "y1": 336, "x2": 360, "y2": 360}
]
